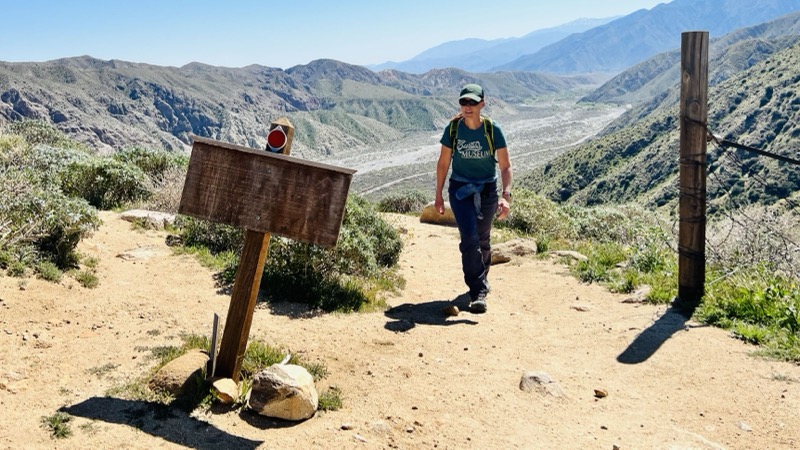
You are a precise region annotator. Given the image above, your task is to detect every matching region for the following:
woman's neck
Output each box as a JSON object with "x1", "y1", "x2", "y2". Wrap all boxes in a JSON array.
[{"x1": 463, "y1": 115, "x2": 482, "y2": 130}]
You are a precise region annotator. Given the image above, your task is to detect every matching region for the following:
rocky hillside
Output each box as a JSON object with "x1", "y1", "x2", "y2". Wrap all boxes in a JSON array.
[
  {"x1": 518, "y1": 36, "x2": 800, "y2": 210},
  {"x1": 0, "y1": 57, "x2": 595, "y2": 156}
]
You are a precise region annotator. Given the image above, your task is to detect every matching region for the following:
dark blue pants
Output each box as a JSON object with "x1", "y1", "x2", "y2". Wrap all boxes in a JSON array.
[{"x1": 448, "y1": 180, "x2": 498, "y2": 299}]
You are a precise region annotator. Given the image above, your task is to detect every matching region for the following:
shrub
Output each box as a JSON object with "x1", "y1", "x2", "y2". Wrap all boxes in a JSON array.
[
  {"x1": 177, "y1": 195, "x2": 402, "y2": 312},
  {"x1": 40, "y1": 412, "x2": 72, "y2": 439},
  {"x1": 500, "y1": 190, "x2": 574, "y2": 240},
  {"x1": 0, "y1": 167, "x2": 100, "y2": 268},
  {"x1": 377, "y1": 190, "x2": 429, "y2": 214},
  {"x1": 136, "y1": 164, "x2": 187, "y2": 213},
  {"x1": 113, "y1": 146, "x2": 188, "y2": 179},
  {"x1": 59, "y1": 158, "x2": 150, "y2": 209},
  {"x1": 176, "y1": 216, "x2": 243, "y2": 255},
  {"x1": 74, "y1": 269, "x2": 99, "y2": 288},
  {"x1": 262, "y1": 196, "x2": 402, "y2": 311},
  {"x1": 36, "y1": 261, "x2": 62, "y2": 282},
  {"x1": 697, "y1": 267, "x2": 800, "y2": 361}
]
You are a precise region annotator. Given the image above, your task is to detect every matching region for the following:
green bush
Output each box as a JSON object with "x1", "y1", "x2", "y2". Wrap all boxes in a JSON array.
[
  {"x1": 697, "y1": 268, "x2": 800, "y2": 361},
  {"x1": 176, "y1": 216, "x2": 243, "y2": 255},
  {"x1": 36, "y1": 261, "x2": 62, "y2": 282},
  {"x1": 177, "y1": 195, "x2": 402, "y2": 312},
  {"x1": 261, "y1": 196, "x2": 402, "y2": 311},
  {"x1": 377, "y1": 190, "x2": 429, "y2": 214},
  {"x1": 500, "y1": 190, "x2": 574, "y2": 240},
  {"x1": 59, "y1": 158, "x2": 150, "y2": 209},
  {"x1": 113, "y1": 146, "x2": 188, "y2": 179},
  {"x1": 0, "y1": 167, "x2": 100, "y2": 268}
]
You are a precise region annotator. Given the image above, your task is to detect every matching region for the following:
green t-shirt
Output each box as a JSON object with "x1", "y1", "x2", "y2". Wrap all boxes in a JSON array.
[{"x1": 439, "y1": 118, "x2": 507, "y2": 181}]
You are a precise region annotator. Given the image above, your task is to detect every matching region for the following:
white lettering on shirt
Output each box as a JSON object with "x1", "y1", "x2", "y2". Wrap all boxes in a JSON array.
[{"x1": 456, "y1": 139, "x2": 487, "y2": 159}]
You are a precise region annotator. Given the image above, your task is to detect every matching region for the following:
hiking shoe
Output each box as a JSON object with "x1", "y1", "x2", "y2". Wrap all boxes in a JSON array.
[{"x1": 469, "y1": 293, "x2": 488, "y2": 314}]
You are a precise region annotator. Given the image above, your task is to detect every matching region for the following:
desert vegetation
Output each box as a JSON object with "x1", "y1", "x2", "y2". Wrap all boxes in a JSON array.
[{"x1": 2, "y1": 120, "x2": 799, "y2": 433}]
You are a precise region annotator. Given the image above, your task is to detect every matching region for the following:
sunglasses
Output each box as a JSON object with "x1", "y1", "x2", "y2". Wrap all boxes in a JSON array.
[{"x1": 459, "y1": 98, "x2": 480, "y2": 106}]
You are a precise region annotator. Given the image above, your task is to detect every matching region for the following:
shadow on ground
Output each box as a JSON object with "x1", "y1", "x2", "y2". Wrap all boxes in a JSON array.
[
  {"x1": 617, "y1": 306, "x2": 703, "y2": 364},
  {"x1": 384, "y1": 293, "x2": 478, "y2": 331},
  {"x1": 62, "y1": 397, "x2": 263, "y2": 450}
]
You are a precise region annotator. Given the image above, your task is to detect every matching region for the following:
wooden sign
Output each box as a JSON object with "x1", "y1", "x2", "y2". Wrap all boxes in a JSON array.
[
  {"x1": 179, "y1": 136, "x2": 355, "y2": 247},
  {"x1": 178, "y1": 122, "x2": 356, "y2": 381}
]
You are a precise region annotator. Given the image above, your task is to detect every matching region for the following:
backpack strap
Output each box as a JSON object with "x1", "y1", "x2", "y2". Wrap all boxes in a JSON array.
[
  {"x1": 482, "y1": 115, "x2": 495, "y2": 157},
  {"x1": 448, "y1": 115, "x2": 461, "y2": 151}
]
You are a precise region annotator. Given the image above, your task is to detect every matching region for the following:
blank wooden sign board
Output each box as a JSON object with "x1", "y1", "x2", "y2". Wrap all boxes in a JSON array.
[{"x1": 179, "y1": 119, "x2": 356, "y2": 380}]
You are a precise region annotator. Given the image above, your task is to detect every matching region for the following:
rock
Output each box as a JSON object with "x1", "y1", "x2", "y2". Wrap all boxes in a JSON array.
[
  {"x1": 120, "y1": 209, "x2": 177, "y2": 230},
  {"x1": 622, "y1": 285, "x2": 652, "y2": 304},
  {"x1": 149, "y1": 349, "x2": 208, "y2": 396},
  {"x1": 419, "y1": 201, "x2": 456, "y2": 227},
  {"x1": 444, "y1": 305, "x2": 460, "y2": 316},
  {"x1": 211, "y1": 378, "x2": 239, "y2": 404},
  {"x1": 116, "y1": 246, "x2": 164, "y2": 261},
  {"x1": 551, "y1": 250, "x2": 589, "y2": 262},
  {"x1": 520, "y1": 371, "x2": 566, "y2": 398},
  {"x1": 492, "y1": 238, "x2": 538, "y2": 265},
  {"x1": 594, "y1": 389, "x2": 608, "y2": 398},
  {"x1": 248, "y1": 364, "x2": 318, "y2": 421}
]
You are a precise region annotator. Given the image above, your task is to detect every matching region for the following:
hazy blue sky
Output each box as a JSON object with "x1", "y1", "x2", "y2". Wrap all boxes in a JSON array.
[{"x1": 0, "y1": 0, "x2": 667, "y2": 68}]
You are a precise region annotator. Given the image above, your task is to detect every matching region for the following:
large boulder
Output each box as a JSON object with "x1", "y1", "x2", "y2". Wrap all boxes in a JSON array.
[
  {"x1": 248, "y1": 364, "x2": 318, "y2": 421},
  {"x1": 420, "y1": 201, "x2": 456, "y2": 227},
  {"x1": 491, "y1": 238, "x2": 538, "y2": 265},
  {"x1": 149, "y1": 349, "x2": 208, "y2": 396}
]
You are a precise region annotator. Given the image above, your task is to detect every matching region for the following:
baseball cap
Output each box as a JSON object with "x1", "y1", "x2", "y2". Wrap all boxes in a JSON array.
[{"x1": 459, "y1": 84, "x2": 484, "y2": 102}]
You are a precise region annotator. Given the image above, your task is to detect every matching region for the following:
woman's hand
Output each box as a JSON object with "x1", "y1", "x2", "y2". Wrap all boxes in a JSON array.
[
  {"x1": 496, "y1": 197, "x2": 510, "y2": 220},
  {"x1": 435, "y1": 193, "x2": 445, "y2": 215}
]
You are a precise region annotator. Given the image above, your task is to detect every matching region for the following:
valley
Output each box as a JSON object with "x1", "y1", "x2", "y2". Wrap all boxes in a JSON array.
[{"x1": 326, "y1": 99, "x2": 628, "y2": 199}]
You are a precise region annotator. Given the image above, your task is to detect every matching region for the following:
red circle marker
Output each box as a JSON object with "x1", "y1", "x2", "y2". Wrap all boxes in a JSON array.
[{"x1": 267, "y1": 127, "x2": 287, "y2": 152}]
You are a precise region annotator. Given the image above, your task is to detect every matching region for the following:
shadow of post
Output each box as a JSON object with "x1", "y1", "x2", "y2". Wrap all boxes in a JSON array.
[
  {"x1": 61, "y1": 397, "x2": 263, "y2": 450},
  {"x1": 617, "y1": 306, "x2": 694, "y2": 364}
]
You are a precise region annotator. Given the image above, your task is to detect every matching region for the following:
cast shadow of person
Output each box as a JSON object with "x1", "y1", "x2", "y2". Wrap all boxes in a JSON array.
[
  {"x1": 61, "y1": 397, "x2": 263, "y2": 450},
  {"x1": 384, "y1": 293, "x2": 478, "y2": 332},
  {"x1": 617, "y1": 304, "x2": 702, "y2": 364}
]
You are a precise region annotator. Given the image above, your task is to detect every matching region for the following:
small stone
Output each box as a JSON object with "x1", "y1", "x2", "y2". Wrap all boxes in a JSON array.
[
  {"x1": 444, "y1": 305, "x2": 460, "y2": 316},
  {"x1": 341, "y1": 423, "x2": 354, "y2": 430},
  {"x1": 354, "y1": 434, "x2": 367, "y2": 443},
  {"x1": 738, "y1": 421, "x2": 753, "y2": 432},
  {"x1": 594, "y1": 389, "x2": 608, "y2": 398},
  {"x1": 613, "y1": 445, "x2": 621, "y2": 450}
]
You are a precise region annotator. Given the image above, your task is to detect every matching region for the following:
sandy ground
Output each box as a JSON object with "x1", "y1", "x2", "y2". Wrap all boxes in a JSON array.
[{"x1": 1, "y1": 210, "x2": 799, "y2": 450}]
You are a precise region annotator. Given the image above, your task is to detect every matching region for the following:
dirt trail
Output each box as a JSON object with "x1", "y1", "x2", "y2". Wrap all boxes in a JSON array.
[{"x1": 1, "y1": 211, "x2": 799, "y2": 449}]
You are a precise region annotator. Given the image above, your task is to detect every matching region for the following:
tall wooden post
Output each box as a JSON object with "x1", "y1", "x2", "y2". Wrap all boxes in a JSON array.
[
  {"x1": 678, "y1": 31, "x2": 709, "y2": 311},
  {"x1": 215, "y1": 119, "x2": 295, "y2": 381}
]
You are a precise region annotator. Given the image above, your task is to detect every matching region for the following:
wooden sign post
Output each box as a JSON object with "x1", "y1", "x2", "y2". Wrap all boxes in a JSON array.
[{"x1": 179, "y1": 118, "x2": 356, "y2": 381}]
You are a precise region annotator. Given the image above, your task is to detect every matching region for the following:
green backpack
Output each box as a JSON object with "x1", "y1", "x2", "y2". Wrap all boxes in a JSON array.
[{"x1": 448, "y1": 115, "x2": 496, "y2": 158}]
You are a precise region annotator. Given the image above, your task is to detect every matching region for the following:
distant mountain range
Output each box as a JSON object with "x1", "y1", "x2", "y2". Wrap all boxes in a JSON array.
[
  {"x1": 367, "y1": 17, "x2": 617, "y2": 74},
  {"x1": 517, "y1": 10, "x2": 800, "y2": 209},
  {"x1": 371, "y1": 0, "x2": 800, "y2": 75}
]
